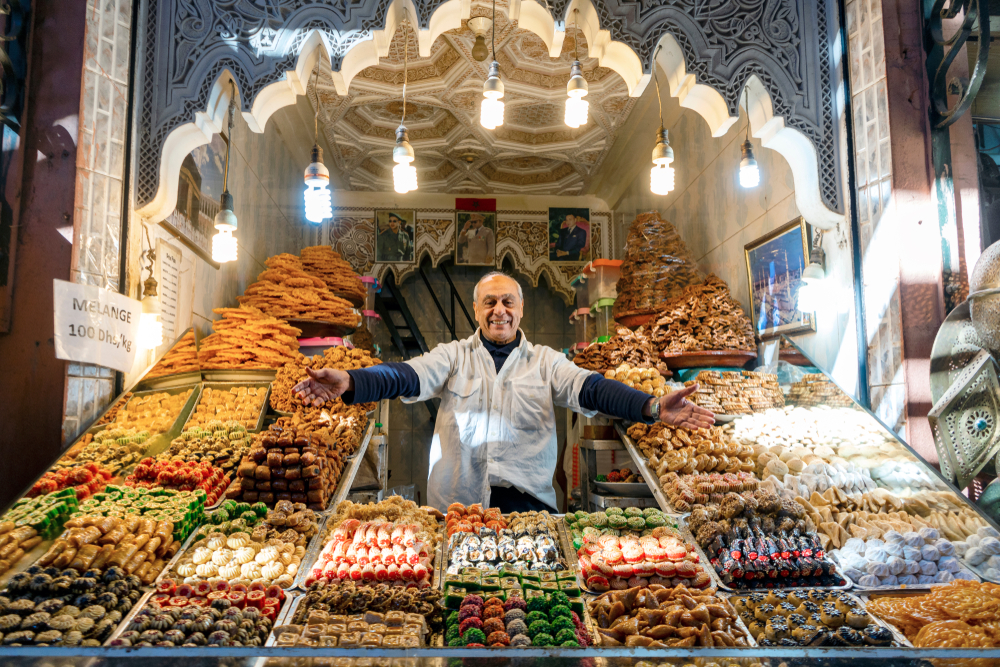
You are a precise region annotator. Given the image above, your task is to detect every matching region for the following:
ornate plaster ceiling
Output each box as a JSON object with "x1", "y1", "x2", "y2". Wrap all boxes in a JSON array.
[{"x1": 308, "y1": 4, "x2": 636, "y2": 195}]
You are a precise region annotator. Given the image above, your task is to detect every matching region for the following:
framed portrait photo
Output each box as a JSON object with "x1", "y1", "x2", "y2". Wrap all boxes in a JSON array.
[
  {"x1": 374, "y1": 210, "x2": 416, "y2": 264},
  {"x1": 161, "y1": 132, "x2": 229, "y2": 266},
  {"x1": 455, "y1": 211, "x2": 496, "y2": 266},
  {"x1": 549, "y1": 207, "x2": 591, "y2": 263},
  {"x1": 744, "y1": 217, "x2": 816, "y2": 339}
]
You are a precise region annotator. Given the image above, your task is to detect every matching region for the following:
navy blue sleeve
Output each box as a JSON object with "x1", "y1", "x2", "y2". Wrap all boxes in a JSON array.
[
  {"x1": 578, "y1": 374, "x2": 656, "y2": 424},
  {"x1": 343, "y1": 362, "x2": 421, "y2": 404}
]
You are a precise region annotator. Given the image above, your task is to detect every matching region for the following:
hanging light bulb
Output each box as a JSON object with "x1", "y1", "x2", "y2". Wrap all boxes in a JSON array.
[
  {"x1": 212, "y1": 82, "x2": 238, "y2": 263},
  {"x1": 650, "y1": 126, "x2": 675, "y2": 195},
  {"x1": 481, "y1": 60, "x2": 505, "y2": 129},
  {"x1": 137, "y1": 240, "x2": 162, "y2": 349},
  {"x1": 480, "y1": 0, "x2": 504, "y2": 129},
  {"x1": 468, "y1": 17, "x2": 492, "y2": 62},
  {"x1": 392, "y1": 12, "x2": 418, "y2": 194},
  {"x1": 648, "y1": 47, "x2": 675, "y2": 195},
  {"x1": 797, "y1": 231, "x2": 827, "y2": 312},
  {"x1": 393, "y1": 126, "x2": 417, "y2": 193},
  {"x1": 739, "y1": 140, "x2": 760, "y2": 188},
  {"x1": 304, "y1": 144, "x2": 332, "y2": 223},
  {"x1": 303, "y1": 65, "x2": 332, "y2": 223},
  {"x1": 564, "y1": 10, "x2": 589, "y2": 128},
  {"x1": 738, "y1": 88, "x2": 761, "y2": 188}
]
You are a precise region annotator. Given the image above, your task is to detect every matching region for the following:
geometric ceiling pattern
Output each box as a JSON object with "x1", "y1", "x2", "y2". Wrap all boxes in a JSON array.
[{"x1": 309, "y1": 4, "x2": 636, "y2": 195}]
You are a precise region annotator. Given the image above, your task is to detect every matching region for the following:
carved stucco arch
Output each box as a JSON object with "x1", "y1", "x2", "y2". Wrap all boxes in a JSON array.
[{"x1": 136, "y1": 0, "x2": 843, "y2": 229}]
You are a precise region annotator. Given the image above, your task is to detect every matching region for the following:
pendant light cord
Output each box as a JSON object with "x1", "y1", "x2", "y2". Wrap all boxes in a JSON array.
[
  {"x1": 573, "y1": 9, "x2": 579, "y2": 60},
  {"x1": 652, "y1": 45, "x2": 663, "y2": 126},
  {"x1": 312, "y1": 64, "x2": 319, "y2": 140},
  {"x1": 491, "y1": 0, "x2": 496, "y2": 59},
  {"x1": 223, "y1": 81, "x2": 235, "y2": 193},
  {"x1": 402, "y1": 9, "x2": 409, "y2": 125},
  {"x1": 744, "y1": 86, "x2": 751, "y2": 141}
]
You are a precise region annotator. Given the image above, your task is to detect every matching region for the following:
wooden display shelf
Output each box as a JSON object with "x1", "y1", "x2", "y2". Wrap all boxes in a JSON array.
[{"x1": 660, "y1": 349, "x2": 757, "y2": 369}]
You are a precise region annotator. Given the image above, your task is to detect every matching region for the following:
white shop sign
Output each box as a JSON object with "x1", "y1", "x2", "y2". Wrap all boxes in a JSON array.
[{"x1": 53, "y1": 279, "x2": 141, "y2": 373}]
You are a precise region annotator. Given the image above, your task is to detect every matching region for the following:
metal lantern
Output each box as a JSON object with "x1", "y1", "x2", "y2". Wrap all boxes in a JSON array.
[
  {"x1": 928, "y1": 349, "x2": 1000, "y2": 489},
  {"x1": 969, "y1": 240, "x2": 1000, "y2": 352}
]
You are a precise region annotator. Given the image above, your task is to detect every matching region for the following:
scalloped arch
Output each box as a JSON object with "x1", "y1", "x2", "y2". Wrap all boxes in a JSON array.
[{"x1": 136, "y1": 0, "x2": 843, "y2": 228}]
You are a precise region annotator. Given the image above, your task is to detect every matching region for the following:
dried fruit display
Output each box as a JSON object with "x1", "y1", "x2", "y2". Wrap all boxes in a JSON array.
[
  {"x1": 145, "y1": 331, "x2": 199, "y2": 379},
  {"x1": 159, "y1": 423, "x2": 254, "y2": 474},
  {"x1": 0, "y1": 565, "x2": 145, "y2": 647},
  {"x1": 198, "y1": 307, "x2": 301, "y2": 370},
  {"x1": 36, "y1": 514, "x2": 182, "y2": 584},
  {"x1": 299, "y1": 246, "x2": 367, "y2": 305},
  {"x1": 588, "y1": 582, "x2": 750, "y2": 647},
  {"x1": 26, "y1": 463, "x2": 113, "y2": 501},
  {"x1": 226, "y1": 412, "x2": 367, "y2": 509},
  {"x1": 614, "y1": 211, "x2": 702, "y2": 322},
  {"x1": 124, "y1": 459, "x2": 230, "y2": 506},
  {"x1": 270, "y1": 345, "x2": 380, "y2": 414},
  {"x1": 186, "y1": 386, "x2": 267, "y2": 431},
  {"x1": 572, "y1": 327, "x2": 670, "y2": 377},
  {"x1": 650, "y1": 275, "x2": 756, "y2": 352},
  {"x1": 113, "y1": 583, "x2": 285, "y2": 646},
  {"x1": 237, "y1": 253, "x2": 360, "y2": 328},
  {"x1": 686, "y1": 370, "x2": 783, "y2": 414}
]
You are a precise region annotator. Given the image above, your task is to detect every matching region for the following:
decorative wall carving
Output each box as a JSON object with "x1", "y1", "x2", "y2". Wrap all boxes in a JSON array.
[
  {"x1": 136, "y1": 0, "x2": 842, "y2": 214},
  {"x1": 325, "y1": 207, "x2": 609, "y2": 304}
]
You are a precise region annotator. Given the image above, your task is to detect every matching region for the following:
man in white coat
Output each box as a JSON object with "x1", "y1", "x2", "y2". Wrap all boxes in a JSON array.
[{"x1": 294, "y1": 272, "x2": 713, "y2": 512}]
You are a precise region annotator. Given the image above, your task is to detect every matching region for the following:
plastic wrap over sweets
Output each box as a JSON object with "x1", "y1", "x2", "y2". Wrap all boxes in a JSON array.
[{"x1": 614, "y1": 211, "x2": 703, "y2": 322}]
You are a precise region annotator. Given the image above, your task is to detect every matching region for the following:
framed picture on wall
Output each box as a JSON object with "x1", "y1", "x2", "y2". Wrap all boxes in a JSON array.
[
  {"x1": 549, "y1": 207, "x2": 590, "y2": 262},
  {"x1": 744, "y1": 217, "x2": 816, "y2": 339},
  {"x1": 161, "y1": 132, "x2": 228, "y2": 266},
  {"x1": 455, "y1": 211, "x2": 496, "y2": 266},
  {"x1": 374, "y1": 210, "x2": 416, "y2": 264}
]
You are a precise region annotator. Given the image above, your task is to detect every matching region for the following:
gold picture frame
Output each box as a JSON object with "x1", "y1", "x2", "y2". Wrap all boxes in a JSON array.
[{"x1": 744, "y1": 216, "x2": 815, "y2": 339}]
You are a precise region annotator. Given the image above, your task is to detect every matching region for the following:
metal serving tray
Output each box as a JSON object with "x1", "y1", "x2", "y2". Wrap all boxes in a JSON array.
[
  {"x1": 592, "y1": 481, "x2": 654, "y2": 497},
  {"x1": 845, "y1": 556, "x2": 982, "y2": 590},
  {"x1": 613, "y1": 422, "x2": 688, "y2": 516},
  {"x1": 856, "y1": 589, "x2": 928, "y2": 647},
  {"x1": 180, "y1": 381, "x2": 272, "y2": 434},
  {"x1": 326, "y1": 417, "x2": 376, "y2": 511},
  {"x1": 102, "y1": 588, "x2": 157, "y2": 645},
  {"x1": 120, "y1": 383, "x2": 203, "y2": 461}
]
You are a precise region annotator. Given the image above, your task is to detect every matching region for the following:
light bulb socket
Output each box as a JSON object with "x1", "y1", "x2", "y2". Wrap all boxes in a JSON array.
[
  {"x1": 483, "y1": 61, "x2": 504, "y2": 97},
  {"x1": 393, "y1": 125, "x2": 415, "y2": 163},
  {"x1": 214, "y1": 191, "x2": 237, "y2": 231},
  {"x1": 651, "y1": 126, "x2": 673, "y2": 164},
  {"x1": 304, "y1": 143, "x2": 330, "y2": 184},
  {"x1": 804, "y1": 245, "x2": 826, "y2": 280},
  {"x1": 567, "y1": 60, "x2": 588, "y2": 96},
  {"x1": 142, "y1": 274, "x2": 158, "y2": 300},
  {"x1": 740, "y1": 139, "x2": 756, "y2": 165}
]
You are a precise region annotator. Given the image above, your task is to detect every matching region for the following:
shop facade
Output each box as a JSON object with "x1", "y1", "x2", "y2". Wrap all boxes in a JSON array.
[{"x1": 0, "y1": 0, "x2": 998, "y2": 661}]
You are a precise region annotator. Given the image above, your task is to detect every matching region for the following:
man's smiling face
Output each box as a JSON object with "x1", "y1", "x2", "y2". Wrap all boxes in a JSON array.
[{"x1": 474, "y1": 274, "x2": 523, "y2": 344}]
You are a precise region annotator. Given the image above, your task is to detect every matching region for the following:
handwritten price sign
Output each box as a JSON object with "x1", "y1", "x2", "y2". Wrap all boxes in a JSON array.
[{"x1": 53, "y1": 280, "x2": 141, "y2": 373}]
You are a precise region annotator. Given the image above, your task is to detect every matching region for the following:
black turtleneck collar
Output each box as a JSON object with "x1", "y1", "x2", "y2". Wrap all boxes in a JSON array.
[{"x1": 479, "y1": 330, "x2": 522, "y2": 373}]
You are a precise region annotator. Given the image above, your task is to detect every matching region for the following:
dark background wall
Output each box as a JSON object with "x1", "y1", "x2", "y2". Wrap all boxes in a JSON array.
[{"x1": 0, "y1": 0, "x2": 87, "y2": 508}]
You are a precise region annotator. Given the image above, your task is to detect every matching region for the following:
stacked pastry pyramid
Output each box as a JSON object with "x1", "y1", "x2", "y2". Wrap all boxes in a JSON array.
[
  {"x1": 299, "y1": 246, "x2": 367, "y2": 306},
  {"x1": 145, "y1": 331, "x2": 199, "y2": 378},
  {"x1": 650, "y1": 275, "x2": 756, "y2": 352},
  {"x1": 198, "y1": 307, "x2": 302, "y2": 369},
  {"x1": 614, "y1": 211, "x2": 702, "y2": 322},
  {"x1": 237, "y1": 253, "x2": 361, "y2": 328}
]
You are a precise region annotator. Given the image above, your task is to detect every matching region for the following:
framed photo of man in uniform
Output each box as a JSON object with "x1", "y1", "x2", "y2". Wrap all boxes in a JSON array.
[
  {"x1": 455, "y1": 211, "x2": 496, "y2": 266},
  {"x1": 374, "y1": 210, "x2": 416, "y2": 264},
  {"x1": 549, "y1": 207, "x2": 590, "y2": 263}
]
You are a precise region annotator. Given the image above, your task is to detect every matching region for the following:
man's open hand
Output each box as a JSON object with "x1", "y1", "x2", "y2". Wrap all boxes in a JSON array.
[
  {"x1": 293, "y1": 368, "x2": 352, "y2": 407},
  {"x1": 654, "y1": 384, "x2": 715, "y2": 429}
]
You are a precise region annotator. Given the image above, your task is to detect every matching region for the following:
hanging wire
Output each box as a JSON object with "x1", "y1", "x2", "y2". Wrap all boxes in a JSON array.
[
  {"x1": 312, "y1": 64, "x2": 320, "y2": 141},
  {"x1": 652, "y1": 45, "x2": 664, "y2": 126},
  {"x1": 743, "y1": 86, "x2": 751, "y2": 141},
  {"x1": 573, "y1": 9, "x2": 580, "y2": 60},
  {"x1": 402, "y1": 9, "x2": 409, "y2": 124},
  {"x1": 491, "y1": 0, "x2": 496, "y2": 59},
  {"x1": 223, "y1": 81, "x2": 236, "y2": 192}
]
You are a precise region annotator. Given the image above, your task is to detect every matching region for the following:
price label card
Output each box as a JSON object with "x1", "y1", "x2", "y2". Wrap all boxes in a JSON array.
[{"x1": 53, "y1": 279, "x2": 141, "y2": 373}]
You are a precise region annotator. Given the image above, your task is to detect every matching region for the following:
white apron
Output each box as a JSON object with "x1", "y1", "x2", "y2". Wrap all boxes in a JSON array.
[{"x1": 402, "y1": 330, "x2": 596, "y2": 511}]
